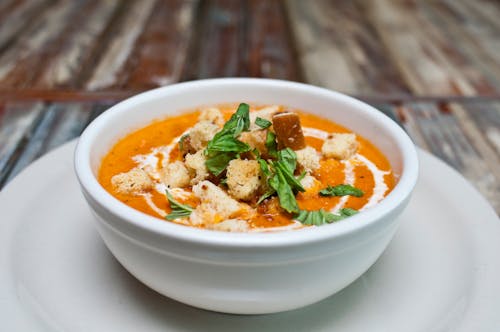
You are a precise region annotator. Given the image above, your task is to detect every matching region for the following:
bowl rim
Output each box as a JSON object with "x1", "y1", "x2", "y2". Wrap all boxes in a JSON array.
[{"x1": 74, "y1": 78, "x2": 418, "y2": 248}]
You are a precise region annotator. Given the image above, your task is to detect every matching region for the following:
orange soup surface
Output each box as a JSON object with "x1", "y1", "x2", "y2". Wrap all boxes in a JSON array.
[{"x1": 99, "y1": 104, "x2": 395, "y2": 232}]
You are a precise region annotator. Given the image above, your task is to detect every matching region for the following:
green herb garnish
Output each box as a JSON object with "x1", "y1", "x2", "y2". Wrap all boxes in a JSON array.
[
  {"x1": 165, "y1": 190, "x2": 194, "y2": 220},
  {"x1": 255, "y1": 117, "x2": 272, "y2": 129},
  {"x1": 258, "y1": 148, "x2": 305, "y2": 213},
  {"x1": 295, "y1": 208, "x2": 359, "y2": 226},
  {"x1": 265, "y1": 131, "x2": 278, "y2": 158},
  {"x1": 205, "y1": 103, "x2": 251, "y2": 175},
  {"x1": 319, "y1": 184, "x2": 364, "y2": 197}
]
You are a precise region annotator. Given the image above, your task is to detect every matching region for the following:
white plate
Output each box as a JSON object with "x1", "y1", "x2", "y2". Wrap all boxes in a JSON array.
[{"x1": 1, "y1": 141, "x2": 499, "y2": 332}]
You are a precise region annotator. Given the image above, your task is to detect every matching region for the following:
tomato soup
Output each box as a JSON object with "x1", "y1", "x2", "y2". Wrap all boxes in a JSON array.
[{"x1": 99, "y1": 104, "x2": 394, "y2": 232}]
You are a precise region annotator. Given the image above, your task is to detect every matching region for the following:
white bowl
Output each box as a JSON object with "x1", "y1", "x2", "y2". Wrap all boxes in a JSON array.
[{"x1": 74, "y1": 78, "x2": 418, "y2": 314}]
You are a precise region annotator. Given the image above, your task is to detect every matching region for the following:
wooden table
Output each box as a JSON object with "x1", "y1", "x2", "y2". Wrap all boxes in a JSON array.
[{"x1": 0, "y1": 0, "x2": 499, "y2": 214}]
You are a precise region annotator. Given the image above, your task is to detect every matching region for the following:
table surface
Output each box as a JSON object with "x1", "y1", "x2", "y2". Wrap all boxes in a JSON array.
[{"x1": 0, "y1": 0, "x2": 498, "y2": 214}]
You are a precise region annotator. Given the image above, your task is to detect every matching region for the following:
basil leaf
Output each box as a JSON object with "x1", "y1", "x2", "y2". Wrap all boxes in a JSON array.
[
  {"x1": 207, "y1": 135, "x2": 250, "y2": 153},
  {"x1": 165, "y1": 190, "x2": 194, "y2": 220},
  {"x1": 274, "y1": 161, "x2": 304, "y2": 192},
  {"x1": 272, "y1": 166, "x2": 300, "y2": 213},
  {"x1": 319, "y1": 184, "x2": 364, "y2": 197},
  {"x1": 339, "y1": 207, "x2": 359, "y2": 217},
  {"x1": 265, "y1": 131, "x2": 278, "y2": 158},
  {"x1": 205, "y1": 103, "x2": 251, "y2": 175},
  {"x1": 277, "y1": 148, "x2": 297, "y2": 173},
  {"x1": 205, "y1": 152, "x2": 236, "y2": 176},
  {"x1": 223, "y1": 103, "x2": 250, "y2": 136},
  {"x1": 257, "y1": 187, "x2": 276, "y2": 204},
  {"x1": 295, "y1": 207, "x2": 359, "y2": 225},
  {"x1": 255, "y1": 117, "x2": 272, "y2": 129},
  {"x1": 257, "y1": 158, "x2": 271, "y2": 177}
]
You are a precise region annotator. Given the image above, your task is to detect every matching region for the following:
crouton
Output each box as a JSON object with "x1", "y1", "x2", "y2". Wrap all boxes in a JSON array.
[
  {"x1": 111, "y1": 168, "x2": 153, "y2": 195},
  {"x1": 300, "y1": 174, "x2": 320, "y2": 191},
  {"x1": 161, "y1": 161, "x2": 191, "y2": 188},
  {"x1": 179, "y1": 134, "x2": 196, "y2": 155},
  {"x1": 322, "y1": 133, "x2": 358, "y2": 160},
  {"x1": 189, "y1": 181, "x2": 243, "y2": 225},
  {"x1": 239, "y1": 130, "x2": 268, "y2": 157},
  {"x1": 199, "y1": 107, "x2": 224, "y2": 127},
  {"x1": 226, "y1": 159, "x2": 263, "y2": 201},
  {"x1": 249, "y1": 105, "x2": 280, "y2": 130},
  {"x1": 272, "y1": 112, "x2": 306, "y2": 150},
  {"x1": 296, "y1": 146, "x2": 320, "y2": 173},
  {"x1": 208, "y1": 219, "x2": 249, "y2": 232},
  {"x1": 189, "y1": 121, "x2": 219, "y2": 151},
  {"x1": 185, "y1": 150, "x2": 209, "y2": 185}
]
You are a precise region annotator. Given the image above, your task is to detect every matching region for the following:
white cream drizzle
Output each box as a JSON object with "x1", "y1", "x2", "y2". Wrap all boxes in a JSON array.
[
  {"x1": 330, "y1": 160, "x2": 355, "y2": 213},
  {"x1": 354, "y1": 154, "x2": 390, "y2": 211},
  {"x1": 129, "y1": 126, "x2": 391, "y2": 231}
]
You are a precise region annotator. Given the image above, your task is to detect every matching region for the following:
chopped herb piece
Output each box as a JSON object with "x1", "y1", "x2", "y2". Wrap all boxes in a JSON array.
[
  {"x1": 257, "y1": 158, "x2": 271, "y2": 177},
  {"x1": 295, "y1": 208, "x2": 359, "y2": 225},
  {"x1": 277, "y1": 148, "x2": 297, "y2": 172},
  {"x1": 165, "y1": 190, "x2": 194, "y2": 220},
  {"x1": 205, "y1": 103, "x2": 251, "y2": 175},
  {"x1": 339, "y1": 207, "x2": 359, "y2": 217},
  {"x1": 273, "y1": 161, "x2": 304, "y2": 193},
  {"x1": 207, "y1": 134, "x2": 250, "y2": 153},
  {"x1": 256, "y1": 146, "x2": 305, "y2": 212},
  {"x1": 255, "y1": 117, "x2": 272, "y2": 129},
  {"x1": 205, "y1": 152, "x2": 236, "y2": 176},
  {"x1": 265, "y1": 131, "x2": 278, "y2": 158},
  {"x1": 271, "y1": 165, "x2": 300, "y2": 213},
  {"x1": 319, "y1": 184, "x2": 364, "y2": 197}
]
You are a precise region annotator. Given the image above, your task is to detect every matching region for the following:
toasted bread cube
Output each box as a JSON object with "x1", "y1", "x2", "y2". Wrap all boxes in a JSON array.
[
  {"x1": 199, "y1": 107, "x2": 224, "y2": 127},
  {"x1": 250, "y1": 105, "x2": 280, "y2": 130},
  {"x1": 190, "y1": 181, "x2": 243, "y2": 225},
  {"x1": 296, "y1": 146, "x2": 320, "y2": 173},
  {"x1": 208, "y1": 219, "x2": 249, "y2": 232},
  {"x1": 111, "y1": 168, "x2": 153, "y2": 195},
  {"x1": 272, "y1": 112, "x2": 306, "y2": 150},
  {"x1": 226, "y1": 159, "x2": 263, "y2": 201},
  {"x1": 189, "y1": 121, "x2": 219, "y2": 151},
  {"x1": 322, "y1": 133, "x2": 358, "y2": 160},
  {"x1": 179, "y1": 134, "x2": 196, "y2": 155},
  {"x1": 161, "y1": 161, "x2": 191, "y2": 188},
  {"x1": 185, "y1": 150, "x2": 209, "y2": 185},
  {"x1": 239, "y1": 130, "x2": 267, "y2": 156},
  {"x1": 300, "y1": 174, "x2": 320, "y2": 191}
]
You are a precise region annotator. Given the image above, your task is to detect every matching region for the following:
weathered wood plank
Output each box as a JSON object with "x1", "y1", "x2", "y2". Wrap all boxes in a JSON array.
[
  {"x1": 441, "y1": 0, "x2": 500, "y2": 72},
  {"x1": 0, "y1": 1, "x2": 85, "y2": 88},
  {"x1": 393, "y1": 104, "x2": 431, "y2": 150},
  {"x1": 419, "y1": 0, "x2": 500, "y2": 94},
  {"x1": 182, "y1": 0, "x2": 247, "y2": 79},
  {"x1": 285, "y1": 0, "x2": 358, "y2": 92},
  {"x1": 403, "y1": 102, "x2": 500, "y2": 213},
  {"x1": 363, "y1": 0, "x2": 460, "y2": 95},
  {"x1": 85, "y1": 0, "x2": 157, "y2": 90},
  {"x1": 4, "y1": 102, "x2": 93, "y2": 184},
  {"x1": 0, "y1": 0, "x2": 53, "y2": 53},
  {"x1": 0, "y1": 101, "x2": 43, "y2": 187},
  {"x1": 246, "y1": 0, "x2": 302, "y2": 80},
  {"x1": 35, "y1": 0, "x2": 121, "y2": 89},
  {"x1": 457, "y1": 101, "x2": 500, "y2": 156},
  {"x1": 286, "y1": 0, "x2": 411, "y2": 94},
  {"x1": 116, "y1": 0, "x2": 197, "y2": 89}
]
